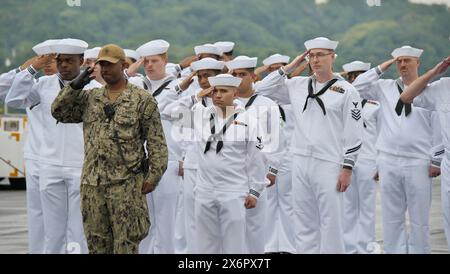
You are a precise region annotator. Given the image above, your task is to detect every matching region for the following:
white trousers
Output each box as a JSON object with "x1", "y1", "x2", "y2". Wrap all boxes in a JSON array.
[
  {"x1": 292, "y1": 155, "x2": 344, "y2": 254},
  {"x1": 24, "y1": 159, "x2": 45, "y2": 254},
  {"x1": 39, "y1": 163, "x2": 87, "y2": 254},
  {"x1": 174, "y1": 167, "x2": 187, "y2": 254},
  {"x1": 194, "y1": 187, "x2": 247, "y2": 254},
  {"x1": 378, "y1": 154, "x2": 432, "y2": 254},
  {"x1": 265, "y1": 169, "x2": 295, "y2": 253},
  {"x1": 182, "y1": 168, "x2": 197, "y2": 253},
  {"x1": 245, "y1": 191, "x2": 267, "y2": 254},
  {"x1": 441, "y1": 156, "x2": 450, "y2": 252},
  {"x1": 140, "y1": 160, "x2": 180, "y2": 254},
  {"x1": 343, "y1": 159, "x2": 377, "y2": 254}
]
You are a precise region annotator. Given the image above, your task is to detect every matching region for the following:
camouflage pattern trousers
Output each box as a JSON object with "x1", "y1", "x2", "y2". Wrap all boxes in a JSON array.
[{"x1": 80, "y1": 174, "x2": 150, "y2": 254}]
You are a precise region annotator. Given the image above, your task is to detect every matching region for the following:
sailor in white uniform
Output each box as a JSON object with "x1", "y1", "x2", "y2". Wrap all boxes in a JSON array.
[
  {"x1": 352, "y1": 46, "x2": 443, "y2": 254},
  {"x1": 130, "y1": 40, "x2": 182, "y2": 254},
  {"x1": 399, "y1": 55, "x2": 450, "y2": 252},
  {"x1": 171, "y1": 43, "x2": 223, "y2": 79},
  {"x1": 256, "y1": 37, "x2": 363, "y2": 253},
  {"x1": 83, "y1": 47, "x2": 105, "y2": 88},
  {"x1": 162, "y1": 57, "x2": 225, "y2": 253},
  {"x1": 255, "y1": 53, "x2": 296, "y2": 254},
  {"x1": 226, "y1": 55, "x2": 281, "y2": 254},
  {"x1": 6, "y1": 38, "x2": 103, "y2": 254},
  {"x1": 0, "y1": 39, "x2": 59, "y2": 254},
  {"x1": 166, "y1": 74, "x2": 265, "y2": 253},
  {"x1": 124, "y1": 49, "x2": 140, "y2": 65},
  {"x1": 341, "y1": 61, "x2": 380, "y2": 254},
  {"x1": 214, "y1": 41, "x2": 235, "y2": 62}
]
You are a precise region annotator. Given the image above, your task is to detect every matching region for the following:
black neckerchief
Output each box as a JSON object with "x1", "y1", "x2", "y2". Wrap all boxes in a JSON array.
[
  {"x1": 362, "y1": 99, "x2": 368, "y2": 128},
  {"x1": 152, "y1": 80, "x2": 172, "y2": 98},
  {"x1": 142, "y1": 76, "x2": 151, "y2": 91},
  {"x1": 57, "y1": 73, "x2": 65, "y2": 89},
  {"x1": 244, "y1": 94, "x2": 258, "y2": 110},
  {"x1": 394, "y1": 79, "x2": 412, "y2": 117},
  {"x1": 362, "y1": 99, "x2": 368, "y2": 108},
  {"x1": 204, "y1": 112, "x2": 239, "y2": 154},
  {"x1": 142, "y1": 76, "x2": 172, "y2": 98},
  {"x1": 303, "y1": 78, "x2": 338, "y2": 115},
  {"x1": 278, "y1": 105, "x2": 286, "y2": 122}
]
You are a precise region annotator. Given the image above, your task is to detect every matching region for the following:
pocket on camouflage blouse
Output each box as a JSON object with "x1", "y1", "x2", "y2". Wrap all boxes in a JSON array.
[{"x1": 114, "y1": 112, "x2": 139, "y2": 141}]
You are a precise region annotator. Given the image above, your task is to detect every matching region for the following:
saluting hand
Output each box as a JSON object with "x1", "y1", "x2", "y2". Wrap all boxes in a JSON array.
[
  {"x1": 31, "y1": 54, "x2": 56, "y2": 71},
  {"x1": 289, "y1": 60, "x2": 310, "y2": 78},
  {"x1": 20, "y1": 56, "x2": 38, "y2": 71},
  {"x1": 196, "y1": 87, "x2": 214, "y2": 101},
  {"x1": 379, "y1": 58, "x2": 397, "y2": 73},
  {"x1": 254, "y1": 65, "x2": 269, "y2": 77},
  {"x1": 127, "y1": 57, "x2": 144, "y2": 77},
  {"x1": 179, "y1": 55, "x2": 199, "y2": 70},
  {"x1": 70, "y1": 67, "x2": 95, "y2": 90},
  {"x1": 431, "y1": 56, "x2": 450, "y2": 76},
  {"x1": 283, "y1": 50, "x2": 310, "y2": 75},
  {"x1": 179, "y1": 71, "x2": 196, "y2": 91},
  {"x1": 339, "y1": 71, "x2": 349, "y2": 77}
]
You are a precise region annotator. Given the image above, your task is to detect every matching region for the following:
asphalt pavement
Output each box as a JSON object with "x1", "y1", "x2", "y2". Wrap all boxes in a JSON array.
[{"x1": 0, "y1": 178, "x2": 447, "y2": 254}]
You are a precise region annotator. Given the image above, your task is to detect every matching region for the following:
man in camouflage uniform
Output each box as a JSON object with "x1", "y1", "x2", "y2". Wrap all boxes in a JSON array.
[{"x1": 51, "y1": 44, "x2": 168, "y2": 254}]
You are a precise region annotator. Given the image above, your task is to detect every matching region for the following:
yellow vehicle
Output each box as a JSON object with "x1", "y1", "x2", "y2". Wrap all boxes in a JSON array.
[{"x1": 0, "y1": 104, "x2": 27, "y2": 189}]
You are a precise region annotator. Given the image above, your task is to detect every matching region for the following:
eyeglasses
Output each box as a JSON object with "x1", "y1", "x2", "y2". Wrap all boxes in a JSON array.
[
  {"x1": 307, "y1": 52, "x2": 334, "y2": 60},
  {"x1": 396, "y1": 58, "x2": 413, "y2": 64}
]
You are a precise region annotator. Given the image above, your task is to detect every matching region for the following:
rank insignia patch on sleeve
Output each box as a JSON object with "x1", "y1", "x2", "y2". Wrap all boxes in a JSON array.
[{"x1": 351, "y1": 102, "x2": 361, "y2": 121}]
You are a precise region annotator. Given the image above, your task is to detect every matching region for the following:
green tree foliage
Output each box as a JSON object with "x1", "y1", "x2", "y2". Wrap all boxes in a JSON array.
[{"x1": 0, "y1": 0, "x2": 449, "y2": 79}]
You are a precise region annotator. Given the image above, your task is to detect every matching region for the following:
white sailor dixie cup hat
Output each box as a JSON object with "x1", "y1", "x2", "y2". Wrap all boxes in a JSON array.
[
  {"x1": 208, "y1": 74, "x2": 242, "y2": 88},
  {"x1": 194, "y1": 44, "x2": 223, "y2": 56},
  {"x1": 124, "y1": 49, "x2": 140, "y2": 61},
  {"x1": 84, "y1": 47, "x2": 101, "y2": 60},
  {"x1": 191, "y1": 58, "x2": 225, "y2": 72},
  {"x1": 50, "y1": 38, "x2": 89, "y2": 54},
  {"x1": 32, "y1": 39, "x2": 60, "y2": 55},
  {"x1": 136, "y1": 40, "x2": 170, "y2": 57},
  {"x1": 391, "y1": 45, "x2": 424, "y2": 58},
  {"x1": 214, "y1": 41, "x2": 235, "y2": 54},
  {"x1": 304, "y1": 37, "x2": 339, "y2": 51},
  {"x1": 263, "y1": 54, "x2": 291, "y2": 66},
  {"x1": 342, "y1": 61, "x2": 371, "y2": 72},
  {"x1": 226, "y1": 56, "x2": 258, "y2": 70}
]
